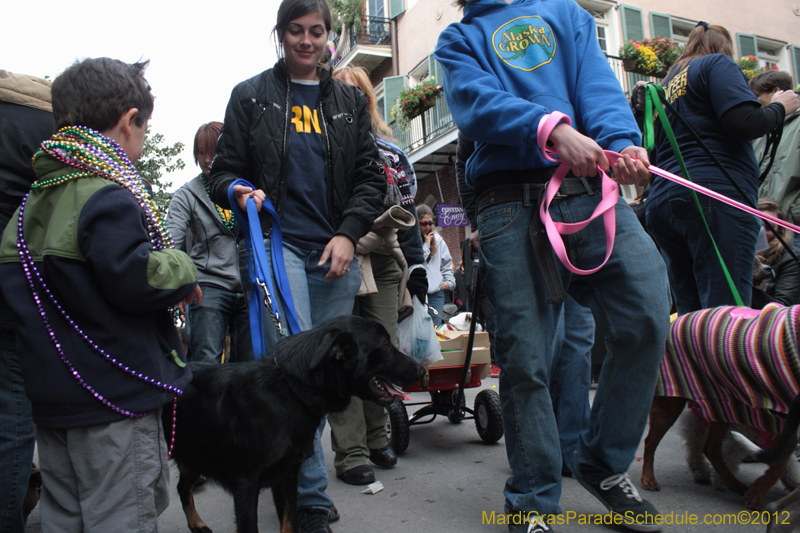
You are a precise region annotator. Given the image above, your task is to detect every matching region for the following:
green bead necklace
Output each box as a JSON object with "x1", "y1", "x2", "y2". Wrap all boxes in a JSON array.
[{"x1": 199, "y1": 173, "x2": 235, "y2": 231}]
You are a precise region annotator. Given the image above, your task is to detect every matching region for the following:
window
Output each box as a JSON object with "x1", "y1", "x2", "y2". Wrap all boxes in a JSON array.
[
  {"x1": 576, "y1": 0, "x2": 618, "y2": 55},
  {"x1": 621, "y1": 5, "x2": 644, "y2": 44},
  {"x1": 649, "y1": 13, "x2": 694, "y2": 45},
  {"x1": 737, "y1": 34, "x2": 788, "y2": 70}
]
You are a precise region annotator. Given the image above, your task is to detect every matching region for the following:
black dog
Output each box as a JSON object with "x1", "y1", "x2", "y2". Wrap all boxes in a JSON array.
[{"x1": 163, "y1": 315, "x2": 425, "y2": 533}]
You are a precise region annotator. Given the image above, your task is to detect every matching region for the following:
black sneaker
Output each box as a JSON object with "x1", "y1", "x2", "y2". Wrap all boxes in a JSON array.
[
  {"x1": 577, "y1": 473, "x2": 661, "y2": 532},
  {"x1": 298, "y1": 508, "x2": 332, "y2": 533},
  {"x1": 327, "y1": 505, "x2": 340, "y2": 523},
  {"x1": 508, "y1": 514, "x2": 553, "y2": 533}
]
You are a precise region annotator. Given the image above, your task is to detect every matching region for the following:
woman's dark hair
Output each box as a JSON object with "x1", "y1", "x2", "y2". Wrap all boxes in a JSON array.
[
  {"x1": 193, "y1": 122, "x2": 223, "y2": 165},
  {"x1": 272, "y1": 0, "x2": 333, "y2": 56},
  {"x1": 52, "y1": 58, "x2": 154, "y2": 132},
  {"x1": 758, "y1": 198, "x2": 793, "y2": 263},
  {"x1": 669, "y1": 24, "x2": 733, "y2": 75},
  {"x1": 750, "y1": 70, "x2": 794, "y2": 95}
]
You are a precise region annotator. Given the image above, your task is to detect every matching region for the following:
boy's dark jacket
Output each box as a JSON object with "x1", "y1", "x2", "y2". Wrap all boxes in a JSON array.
[
  {"x1": 209, "y1": 60, "x2": 385, "y2": 246},
  {"x1": 0, "y1": 154, "x2": 197, "y2": 429}
]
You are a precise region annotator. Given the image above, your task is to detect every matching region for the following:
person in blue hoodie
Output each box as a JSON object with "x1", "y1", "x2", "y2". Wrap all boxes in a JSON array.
[{"x1": 435, "y1": 1, "x2": 671, "y2": 531}]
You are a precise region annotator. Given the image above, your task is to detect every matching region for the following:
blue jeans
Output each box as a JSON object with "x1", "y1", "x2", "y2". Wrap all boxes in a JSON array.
[
  {"x1": 186, "y1": 285, "x2": 253, "y2": 364},
  {"x1": 550, "y1": 296, "x2": 594, "y2": 475},
  {"x1": 0, "y1": 324, "x2": 34, "y2": 533},
  {"x1": 478, "y1": 193, "x2": 670, "y2": 515},
  {"x1": 426, "y1": 289, "x2": 445, "y2": 325},
  {"x1": 646, "y1": 185, "x2": 760, "y2": 314},
  {"x1": 260, "y1": 239, "x2": 362, "y2": 511}
]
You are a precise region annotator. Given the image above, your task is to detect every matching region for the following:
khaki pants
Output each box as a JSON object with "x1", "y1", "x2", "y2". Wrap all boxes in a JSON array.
[
  {"x1": 329, "y1": 253, "x2": 401, "y2": 475},
  {"x1": 37, "y1": 411, "x2": 169, "y2": 533}
]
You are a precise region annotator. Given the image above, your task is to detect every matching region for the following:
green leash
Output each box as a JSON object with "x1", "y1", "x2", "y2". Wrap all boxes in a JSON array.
[{"x1": 642, "y1": 83, "x2": 744, "y2": 307}]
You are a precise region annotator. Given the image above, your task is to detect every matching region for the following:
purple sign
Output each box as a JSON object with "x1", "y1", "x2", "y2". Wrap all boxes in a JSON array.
[{"x1": 436, "y1": 204, "x2": 469, "y2": 227}]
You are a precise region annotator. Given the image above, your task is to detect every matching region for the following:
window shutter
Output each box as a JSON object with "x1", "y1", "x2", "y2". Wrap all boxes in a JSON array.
[
  {"x1": 792, "y1": 46, "x2": 800, "y2": 86},
  {"x1": 427, "y1": 54, "x2": 444, "y2": 87},
  {"x1": 737, "y1": 33, "x2": 757, "y2": 59},
  {"x1": 389, "y1": 0, "x2": 405, "y2": 19},
  {"x1": 383, "y1": 75, "x2": 405, "y2": 124},
  {"x1": 649, "y1": 13, "x2": 672, "y2": 40},
  {"x1": 621, "y1": 5, "x2": 644, "y2": 43}
]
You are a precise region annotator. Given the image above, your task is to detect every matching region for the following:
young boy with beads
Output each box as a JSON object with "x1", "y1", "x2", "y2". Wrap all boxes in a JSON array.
[{"x1": 0, "y1": 57, "x2": 200, "y2": 532}]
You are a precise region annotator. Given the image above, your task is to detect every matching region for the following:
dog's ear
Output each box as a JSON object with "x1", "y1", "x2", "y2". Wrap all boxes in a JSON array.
[{"x1": 309, "y1": 329, "x2": 357, "y2": 370}]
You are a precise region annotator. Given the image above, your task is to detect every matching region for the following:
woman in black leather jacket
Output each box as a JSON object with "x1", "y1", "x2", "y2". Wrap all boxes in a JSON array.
[
  {"x1": 208, "y1": 0, "x2": 385, "y2": 531},
  {"x1": 753, "y1": 199, "x2": 800, "y2": 308}
]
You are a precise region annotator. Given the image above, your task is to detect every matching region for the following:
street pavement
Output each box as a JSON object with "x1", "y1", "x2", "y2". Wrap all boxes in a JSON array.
[{"x1": 25, "y1": 379, "x2": 788, "y2": 532}]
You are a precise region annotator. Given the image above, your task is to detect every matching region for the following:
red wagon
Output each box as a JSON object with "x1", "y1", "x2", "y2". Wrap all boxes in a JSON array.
[{"x1": 386, "y1": 327, "x2": 503, "y2": 453}]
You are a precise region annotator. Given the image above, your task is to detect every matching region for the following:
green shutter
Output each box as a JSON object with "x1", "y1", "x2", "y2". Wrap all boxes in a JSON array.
[
  {"x1": 649, "y1": 13, "x2": 672, "y2": 39},
  {"x1": 383, "y1": 75, "x2": 405, "y2": 124},
  {"x1": 427, "y1": 54, "x2": 444, "y2": 87},
  {"x1": 621, "y1": 5, "x2": 644, "y2": 43},
  {"x1": 389, "y1": 0, "x2": 405, "y2": 19},
  {"x1": 737, "y1": 33, "x2": 758, "y2": 59},
  {"x1": 792, "y1": 46, "x2": 800, "y2": 86}
]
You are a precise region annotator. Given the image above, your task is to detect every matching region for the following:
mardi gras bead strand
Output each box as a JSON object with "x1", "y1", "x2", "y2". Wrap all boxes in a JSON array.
[
  {"x1": 200, "y1": 173, "x2": 236, "y2": 231},
  {"x1": 37, "y1": 126, "x2": 174, "y2": 250}
]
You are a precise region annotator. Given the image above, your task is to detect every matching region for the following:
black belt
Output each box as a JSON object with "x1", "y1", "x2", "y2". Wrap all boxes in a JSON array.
[{"x1": 476, "y1": 175, "x2": 604, "y2": 215}]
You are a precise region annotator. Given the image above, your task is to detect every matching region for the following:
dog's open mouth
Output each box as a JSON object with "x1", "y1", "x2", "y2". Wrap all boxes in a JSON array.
[{"x1": 369, "y1": 376, "x2": 405, "y2": 403}]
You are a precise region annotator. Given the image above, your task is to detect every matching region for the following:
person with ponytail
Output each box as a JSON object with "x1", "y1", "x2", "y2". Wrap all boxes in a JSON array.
[
  {"x1": 643, "y1": 22, "x2": 799, "y2": 314},
  {"x1": 326, "y1": 66, "x2": 426, "y2": 485}
]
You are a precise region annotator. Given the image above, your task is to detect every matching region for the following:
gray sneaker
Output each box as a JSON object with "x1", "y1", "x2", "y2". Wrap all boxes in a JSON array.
[{"x1": 577, "y1": 472, "x2": 661, "y2": 532}]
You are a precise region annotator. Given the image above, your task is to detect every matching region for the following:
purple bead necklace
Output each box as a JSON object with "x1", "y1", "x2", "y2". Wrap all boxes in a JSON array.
[{"x1": 21, "y1": 126, "x2": 183, "y2": 455}]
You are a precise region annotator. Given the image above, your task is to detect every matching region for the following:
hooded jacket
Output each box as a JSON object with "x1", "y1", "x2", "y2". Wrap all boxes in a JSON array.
[
  {"x1": 757, "y1": 110, "x2": 800, "y2": 223},
  {"x1": 434, "y1": 0, "x2": 640, "y2": 188},
  {"x1": 209, "y1": 61, "x2": 385, "y2": 246},
  {"x1": 0, "y1": 154, "x2": 196, "y2": 429},
  {"x1": 167, "y1": 174, "x2": 242, "y2": 292}
]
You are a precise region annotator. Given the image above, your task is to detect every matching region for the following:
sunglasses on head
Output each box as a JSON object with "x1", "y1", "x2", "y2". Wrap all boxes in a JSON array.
[{"x1": 420, "y1": 221, "x2": 434, "y2": 227}]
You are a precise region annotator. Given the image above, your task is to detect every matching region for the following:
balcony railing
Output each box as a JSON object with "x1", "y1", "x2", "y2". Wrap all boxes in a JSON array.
[
  {"x1": 330, "y1": 16, "x2": 392, "y2": 70},
  {"x1": 390, "y1": 94, "x2": 453, "y2": 155},
  {"x1": 389, "y1": 55, "x2": 663, "y2": 156}
]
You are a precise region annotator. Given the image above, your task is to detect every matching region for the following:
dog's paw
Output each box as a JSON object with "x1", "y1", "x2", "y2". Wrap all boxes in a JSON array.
[
  {"x1": 745, "y1": 489, "x2": 766, "y2": 511},
  {"x1": 641, "y1": 475, "x2": 661, "y2": 491}
]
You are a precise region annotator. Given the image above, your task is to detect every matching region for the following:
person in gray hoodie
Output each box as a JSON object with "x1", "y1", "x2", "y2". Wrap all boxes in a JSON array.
[{"x1": 167, "y1": 122, "x2": 253, "y2": 364}]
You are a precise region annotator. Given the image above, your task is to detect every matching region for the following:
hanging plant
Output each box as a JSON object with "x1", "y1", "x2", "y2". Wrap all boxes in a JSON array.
[
  {"x1": 619, "y1": 37, "x2": 682, "y2": 78},
  {"x1": 390, "y1": 77, "x2": 443, "y2": 130},
  {"x1": 330, "y1": 0, "x2": 364, "y2": 34}
]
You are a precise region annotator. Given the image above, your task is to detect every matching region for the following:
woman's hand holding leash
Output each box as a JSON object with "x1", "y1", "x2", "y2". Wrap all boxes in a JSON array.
[
  {"x1": 232, "y1": 184, "x2": 266, "y2": 212},
  {"x1": 320, "y1": 235, "x2": 355, "y2": 280}
]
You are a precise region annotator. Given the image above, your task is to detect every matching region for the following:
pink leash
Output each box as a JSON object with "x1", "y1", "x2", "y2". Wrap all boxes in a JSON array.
[{"x1": 536, "y1": 112, "x2": 800, "y2": 275}]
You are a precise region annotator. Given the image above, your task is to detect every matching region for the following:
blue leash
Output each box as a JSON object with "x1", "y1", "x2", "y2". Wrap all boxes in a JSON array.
[{"x1": 227, "y1": 179, "x2": 301, "y2": 358}]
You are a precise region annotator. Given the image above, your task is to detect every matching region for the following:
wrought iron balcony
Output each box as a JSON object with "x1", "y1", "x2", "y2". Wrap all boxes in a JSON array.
[{"x1": 330, "y1": 16, "x2": 392, "y2": 71}]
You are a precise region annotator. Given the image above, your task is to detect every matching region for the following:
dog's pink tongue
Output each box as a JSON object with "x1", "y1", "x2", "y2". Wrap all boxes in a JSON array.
[{"x1": 382, "y1": 380, "x2": 405, "y2": 399}]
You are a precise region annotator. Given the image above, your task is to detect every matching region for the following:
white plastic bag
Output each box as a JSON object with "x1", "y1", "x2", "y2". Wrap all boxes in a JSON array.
[{"x1": 397, "y1": 296, "x2": 443, "y2": 367}]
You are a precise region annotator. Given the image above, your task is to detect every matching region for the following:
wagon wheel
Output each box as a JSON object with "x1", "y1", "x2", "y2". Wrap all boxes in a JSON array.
[
  {"x1": 386, "y1": 399, "x2": 410, "y2": 454},
  {"x1": 474, "y1": 389, "x2": 503, "y2": 443}
]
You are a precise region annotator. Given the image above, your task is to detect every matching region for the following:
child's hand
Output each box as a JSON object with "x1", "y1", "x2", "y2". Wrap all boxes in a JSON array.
[{"x1": 183, "y1": 285, "x2": 203, "y2": 308}]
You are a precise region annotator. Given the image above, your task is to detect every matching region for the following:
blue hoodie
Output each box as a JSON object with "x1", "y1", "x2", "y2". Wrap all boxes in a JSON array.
[{"x1": 435, "y1": 0, "x2": 640, "y2": 188}]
